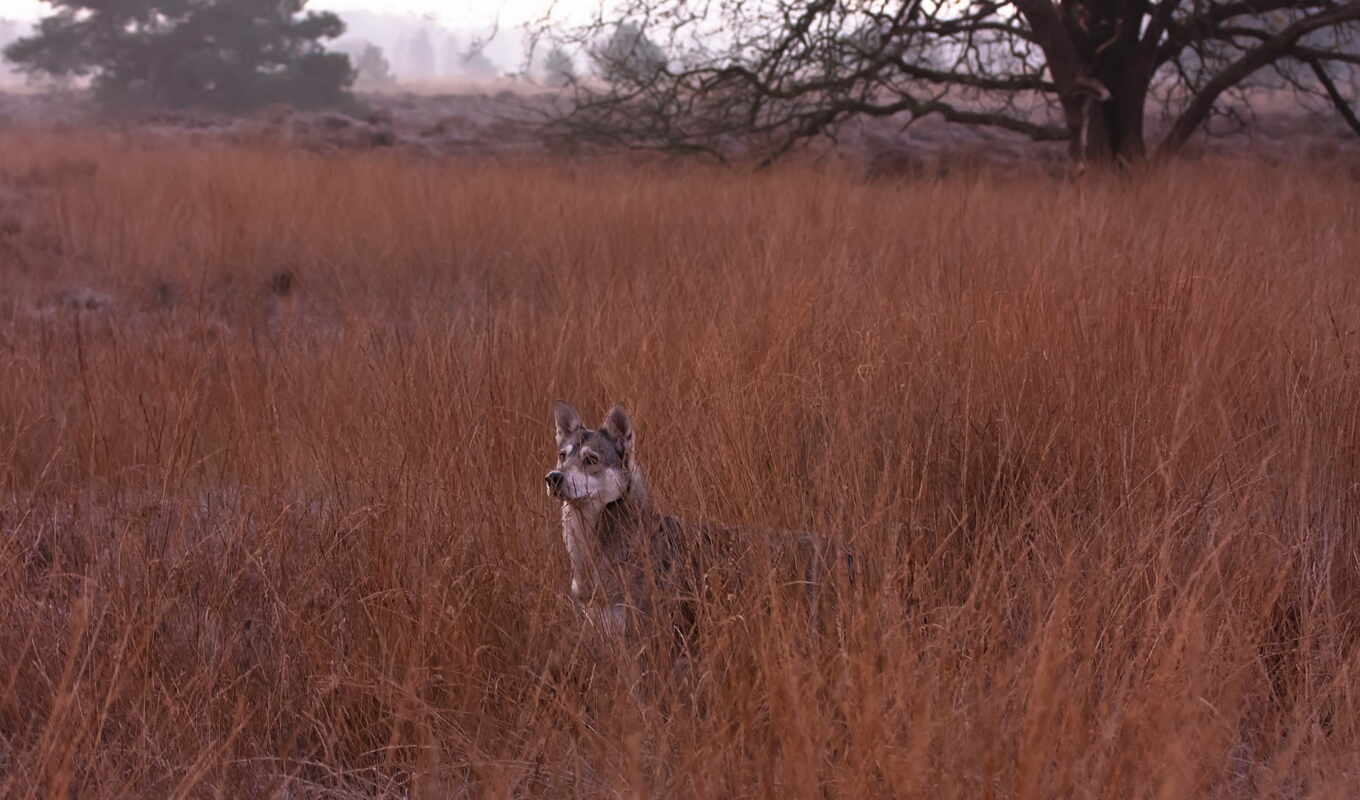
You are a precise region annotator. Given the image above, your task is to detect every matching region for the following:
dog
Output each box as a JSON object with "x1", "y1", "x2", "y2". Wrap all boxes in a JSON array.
[{"x1": 544, "y1": 401, "x2": 853, "y2": 645}]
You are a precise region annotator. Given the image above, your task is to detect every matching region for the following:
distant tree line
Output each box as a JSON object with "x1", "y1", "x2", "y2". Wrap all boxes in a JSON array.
[
  {"x1": 0, "y1": 3, "x2": 673, "y2": 111},
  {"x1": 331, "y1": 21, "x2": 502, "y2": 85}
]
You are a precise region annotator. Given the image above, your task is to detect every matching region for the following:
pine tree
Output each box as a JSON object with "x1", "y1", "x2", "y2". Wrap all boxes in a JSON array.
[
  {"x1": 595, "y1": 22, "x2": 666, "y2": 87},
  {"x1": 542, "y1": 45, "x2": 575, "y2": 88},
  {"x1": 353, "y1": 43, "x2": 395, "y2": 86},
  {"x1": 3, "y1": 0, "x2": 354, "y2": 110}
]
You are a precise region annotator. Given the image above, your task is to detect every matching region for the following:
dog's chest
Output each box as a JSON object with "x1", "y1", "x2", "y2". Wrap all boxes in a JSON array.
[
  {"x1": 560, "y1": 504, "x2": 593, "y2": 599},
  {"x1": 559, "y1": 502, "x2": 658, "y2": 600}
]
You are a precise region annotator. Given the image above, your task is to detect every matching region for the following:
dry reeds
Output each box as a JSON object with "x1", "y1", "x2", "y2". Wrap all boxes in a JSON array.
[{"x1": 1, "y1": 133, "x2": 1359, "y2": 797}]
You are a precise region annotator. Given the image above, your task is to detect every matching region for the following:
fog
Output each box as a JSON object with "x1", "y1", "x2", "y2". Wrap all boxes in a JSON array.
[
  {"x1": 0, "y1": 16, "x2": 26, "y2": 82},
  {"x1": 0, "y1": 2, "x2": 582, "y2": 85},
  {"x1": 326, "y1": 9, "x2": 525, "y2": 83}
]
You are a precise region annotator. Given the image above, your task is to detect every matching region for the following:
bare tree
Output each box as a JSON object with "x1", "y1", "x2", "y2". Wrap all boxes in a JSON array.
[{"x1": 535, "y1": 0, "x2": 1360, "y2": 165}]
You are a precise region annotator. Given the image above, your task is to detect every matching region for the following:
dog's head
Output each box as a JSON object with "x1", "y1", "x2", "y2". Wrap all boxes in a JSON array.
[{"x1": 545, "y1": 402, "x2": 635, "y2": 506}]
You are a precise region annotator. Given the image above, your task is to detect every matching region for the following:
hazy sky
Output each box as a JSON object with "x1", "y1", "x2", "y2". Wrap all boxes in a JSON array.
[
  {"x1": 0, "y1": 1, "x2": 595, "y2": 24},
  {"x1": 314, "y1": 1, "x2": 588, "y2": 26}
]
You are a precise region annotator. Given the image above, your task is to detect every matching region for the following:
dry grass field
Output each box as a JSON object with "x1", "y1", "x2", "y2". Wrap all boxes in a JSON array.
[{"x1": 1, "y1": 132, "x2": 1359, "y2": 798}]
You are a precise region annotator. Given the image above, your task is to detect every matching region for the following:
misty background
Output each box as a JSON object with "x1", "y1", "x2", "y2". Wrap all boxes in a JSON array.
[
  {"x1": 320, "y1": 8, "x2": 544, "y2": 85},
  {"x1": 0, "y1": 3, "x2": 573, "y2": 87}
]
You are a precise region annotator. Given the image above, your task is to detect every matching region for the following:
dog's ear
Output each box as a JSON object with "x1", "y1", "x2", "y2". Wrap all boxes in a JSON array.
[
  {"x1": 601, "y1": 405, "x2": 635, "y2": 462},
  {"x1": 553, "y1": 402, "x2": 582, "y2": 444}
]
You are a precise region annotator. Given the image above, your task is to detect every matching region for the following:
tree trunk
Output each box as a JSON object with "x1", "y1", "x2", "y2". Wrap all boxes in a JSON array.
[
  {"x1": 1062, "y1": 77, "x2": 1148, "y2": 165},
  {"x1": 1012, "y1": 0, "x2": 1151, "y2": 165}
]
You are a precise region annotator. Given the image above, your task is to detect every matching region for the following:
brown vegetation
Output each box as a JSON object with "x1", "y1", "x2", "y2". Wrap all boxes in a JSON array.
[{"x1": 1, "y1": 133, "x2": 1360, "y2": 797}]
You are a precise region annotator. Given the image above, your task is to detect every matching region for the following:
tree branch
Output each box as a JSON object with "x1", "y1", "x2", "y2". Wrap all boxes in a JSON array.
[
  {"x1": 1208, "y1": 26, "x2": 1360, "y2": 66},
  {"x1": 849, "y1": 96, "x2": 1070, "y2": 140},
  {"x1": 886, "y1": 58, "x2": 1058, "y2": 92},
  {"x1": 1155, "y1": 0, "x2": 1332, "y2": 64},
  {"x1": 1308, "y1": 58, "x2": 1360, "y2": 137},
  {"x1": 1159, "y1": 1, "x2": 1360, "y2": 155},
  {"x1": 1141, "y1": 0, "x2": 1183, "y2": 62}
]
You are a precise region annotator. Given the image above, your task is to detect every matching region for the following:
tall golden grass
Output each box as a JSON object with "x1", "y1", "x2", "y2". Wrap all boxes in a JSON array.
[{"x1": 1, "y1": 131, "x2": 1359, "y2": 798}]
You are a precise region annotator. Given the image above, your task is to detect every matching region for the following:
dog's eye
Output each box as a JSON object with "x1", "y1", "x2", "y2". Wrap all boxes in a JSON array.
[
  {"x1": 558, "y1": 450, "x2": 566, "y2": 461},
  {"x1": 583, "y1": 452, "x2": 599, "y2": 466}
]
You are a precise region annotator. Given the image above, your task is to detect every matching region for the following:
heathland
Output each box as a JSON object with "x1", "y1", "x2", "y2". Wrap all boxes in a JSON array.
[{"x1": 1, "y1": 132, "x2": 1359, "y2": 797}]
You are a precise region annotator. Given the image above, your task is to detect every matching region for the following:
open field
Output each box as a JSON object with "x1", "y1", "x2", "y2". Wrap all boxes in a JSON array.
[
  {"x1": 1, "y1": 134, "x2": 1360, "y2": 797},
  {"x1": 4, "y1": 86, "x2": 1358, "y2": 169}
]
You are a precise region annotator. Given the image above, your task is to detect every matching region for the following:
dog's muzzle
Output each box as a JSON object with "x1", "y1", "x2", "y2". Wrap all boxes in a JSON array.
[{"x1": 545, "y1": 470, "x2": 565, "y2": 496}]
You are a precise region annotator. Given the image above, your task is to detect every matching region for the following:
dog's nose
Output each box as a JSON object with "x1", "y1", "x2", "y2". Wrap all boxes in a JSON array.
[{"x1": 545, "y1": 471, "x2": 565, "y2": 493}]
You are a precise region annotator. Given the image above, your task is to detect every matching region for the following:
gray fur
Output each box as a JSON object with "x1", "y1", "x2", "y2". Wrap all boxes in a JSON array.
[{"x1": 545, "y1": 402, "x2": 853, "y2": 642}]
